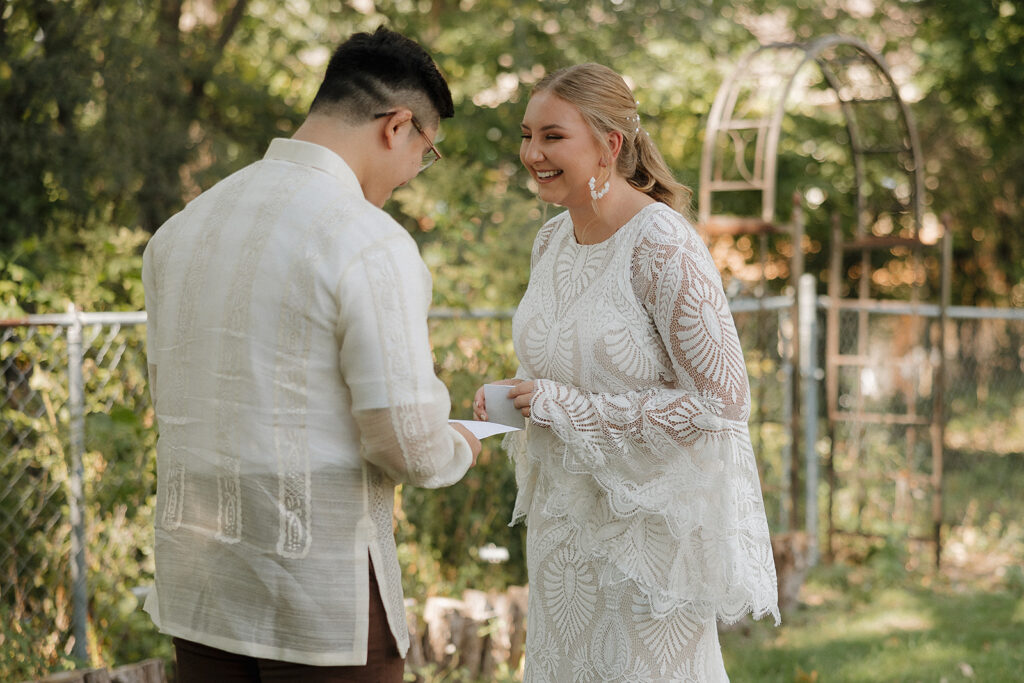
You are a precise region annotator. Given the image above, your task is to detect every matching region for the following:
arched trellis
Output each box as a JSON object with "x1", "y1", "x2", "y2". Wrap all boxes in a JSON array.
[
  {"x1": 698, "y1": 35, "x2": 948, "y2": 567},
  {"x1": 699, "y1": 34, "x2": 924, "y2": 238}
]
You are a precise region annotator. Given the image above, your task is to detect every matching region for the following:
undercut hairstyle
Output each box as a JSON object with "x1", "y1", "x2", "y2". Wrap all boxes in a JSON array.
[{"x1": 310, "y1": 27, "x2": 454, "y2": 126}]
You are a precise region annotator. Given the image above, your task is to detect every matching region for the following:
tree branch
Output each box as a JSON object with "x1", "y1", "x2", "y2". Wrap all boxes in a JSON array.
[
  {"x1": 158, "y1": 0, "x2": 182, "y2": 50},
  {"x1": 215, "y1": 0, "x2": 248, "y2": 53},
  {"x1": 0, "y1": 0, "x2": 8, "y2": 50},
  {"x1": 189, "y1": 0, "x2": 249, "y2": 102}
]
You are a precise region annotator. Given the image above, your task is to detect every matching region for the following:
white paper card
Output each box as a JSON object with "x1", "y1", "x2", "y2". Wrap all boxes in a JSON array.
[
  {"x1": 484, "y1": 383, "x2": 527, "y2": 429},
  {"x1": 450, "y1": 419, "x2": 520, "y2": 439}
]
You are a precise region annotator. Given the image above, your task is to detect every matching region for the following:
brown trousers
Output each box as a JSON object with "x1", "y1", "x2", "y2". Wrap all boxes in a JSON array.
[{"x1": 172, "y1": 557, "x2": 404, "y2": 682}]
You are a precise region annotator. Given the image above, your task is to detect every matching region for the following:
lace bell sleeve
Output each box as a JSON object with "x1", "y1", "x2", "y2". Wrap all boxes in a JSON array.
[
  {"x1": 337, "y1": 234, "x2": 472, "y2": 489},
  {"x1": 527, "y1": 212, "x2": 780, "y2": 625}
]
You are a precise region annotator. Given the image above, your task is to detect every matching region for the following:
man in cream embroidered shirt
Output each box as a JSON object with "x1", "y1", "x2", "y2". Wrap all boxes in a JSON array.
[{"x1": 141, "y1": 28, "x2": 478, "y2": 667}]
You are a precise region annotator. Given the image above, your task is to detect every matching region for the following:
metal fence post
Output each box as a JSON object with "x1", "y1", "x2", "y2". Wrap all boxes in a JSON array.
[
  {"x1": 66, "y1": 303, "x2": 90, "y2": 661},
  {"x1": 799, "y1": 274, "x2": 820, "y2": 566},
  {"x1": 779, "y1": 304, "x2": 793, "y2": 532}
]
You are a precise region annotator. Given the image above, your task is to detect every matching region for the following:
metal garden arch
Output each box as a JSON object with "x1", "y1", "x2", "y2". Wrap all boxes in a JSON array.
[{"x1": 698, "y1": 35, "x2": 949, "y2": 566}]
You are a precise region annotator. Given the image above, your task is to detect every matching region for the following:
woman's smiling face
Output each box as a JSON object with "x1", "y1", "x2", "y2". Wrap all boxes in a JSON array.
[{"x1": 520, "y1": 90, "x2": 604, "y2": 209}]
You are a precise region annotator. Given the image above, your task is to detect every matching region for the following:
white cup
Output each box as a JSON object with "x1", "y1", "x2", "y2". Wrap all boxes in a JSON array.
[{"x1": 483, "y1": 383, "x2": 526, "y2": 429}]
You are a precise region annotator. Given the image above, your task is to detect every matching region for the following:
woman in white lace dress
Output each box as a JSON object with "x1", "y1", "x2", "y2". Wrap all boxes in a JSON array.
[{"x1": 474, "y1": 64, "x2": 779, "y2": 682}]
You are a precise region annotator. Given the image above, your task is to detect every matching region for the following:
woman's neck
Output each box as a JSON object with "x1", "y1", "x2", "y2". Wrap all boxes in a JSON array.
[{"x1": 567, "y1": 180, "x2": 656, "y2": 245}]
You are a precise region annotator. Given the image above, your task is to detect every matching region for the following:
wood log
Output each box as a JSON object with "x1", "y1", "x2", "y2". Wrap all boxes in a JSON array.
[
  {"x1": 421, "y1": 596, "x2": 466, "y2": 668},
  {"x1": 408, "y1": 585, "x2": 529, "y2": 677},
  {"x1": 457, "y1": 590, "x2": 493, "y2": 676},
  {"x1": 404, "y1": 598, "x2": 426, "y2": 669},
  {"x1": 771, "y1": 531, "x2": 810, "y2": 614},
  {"x1": 29, "y1": 659, "x2": 165, "y2": 683},
  {"x1": 110, "y1": 659, "x2": 166, "y2": 683},
  {"x1": 505, "y1": 585, "x2": 529, "y2": 671},
  {"x1": 30, "y1": 669, "x2": 110, "y2": 683}
]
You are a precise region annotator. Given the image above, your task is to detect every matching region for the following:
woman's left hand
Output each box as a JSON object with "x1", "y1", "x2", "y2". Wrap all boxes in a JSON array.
[
  {"x1": 473, "y1": 378, "x2": 522, "y2": 421},
  {"x1": 507, "y1": 380, "x2": 536, "y2": 419}
]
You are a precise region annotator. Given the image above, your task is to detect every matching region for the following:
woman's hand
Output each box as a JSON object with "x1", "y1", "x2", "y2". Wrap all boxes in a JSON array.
[
  {"x1": 473, "y1": 378, "x2": 523, "y2": 421},
  {"x1": 507, "y1": 380, "x2": 536, "y2": 419}
]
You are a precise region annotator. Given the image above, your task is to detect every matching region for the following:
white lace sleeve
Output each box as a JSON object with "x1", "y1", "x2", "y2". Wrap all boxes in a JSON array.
[
  {"x1": 338, "y1": 234, "x2": 472, "y2": 489},
  {"x1": 527, "y1": 214, "x2": 780, "y2": 625},
  {"x1": 500, "y1": 367, "x2": 533, "y2": 525}
]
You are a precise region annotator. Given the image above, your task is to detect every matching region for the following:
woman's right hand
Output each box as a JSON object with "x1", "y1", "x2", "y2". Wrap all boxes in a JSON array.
[{"x1": 473, "y1": 378, "x2": 523, "y2": 421}]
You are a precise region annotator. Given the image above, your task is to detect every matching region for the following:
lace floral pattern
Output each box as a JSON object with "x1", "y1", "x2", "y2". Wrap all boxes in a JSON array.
[{"x1": 512, "y1": 203, "x2": 778, "y2": 681}]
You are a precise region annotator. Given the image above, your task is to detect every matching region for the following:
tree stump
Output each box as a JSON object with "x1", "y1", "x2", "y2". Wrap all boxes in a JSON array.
[
  {"x1": 771, "y1": 531, "x2": 810, "y2": 614},
  {"x1": 422, "y1": 596, "x2": 467, "y2": 668},
  {"x1": 499, "y1": 585, "x2": 529, "y2": 672},
  {"x1": 404, "y1": 598, "x2": 426, "y2": 668},
  {"x1": 29, "y1": 659, "x2": 165, "y2": 683},
  {"x1": 408, "y1": 585, "x2": 529, "y2": 678},
  {"x1": 109, "y1": 659, "x2": 165, "y2": 683}
]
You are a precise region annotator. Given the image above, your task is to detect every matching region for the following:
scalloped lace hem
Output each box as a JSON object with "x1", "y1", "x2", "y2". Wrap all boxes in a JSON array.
[{"x1": 507, "y1": 430, "x2": 780, "y2": 626}]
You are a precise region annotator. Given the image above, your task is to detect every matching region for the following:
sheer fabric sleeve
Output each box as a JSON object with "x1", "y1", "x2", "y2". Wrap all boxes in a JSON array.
[
  {"x1": 142, "y1": 237, "x2": 161, "y2": 412},
  {"x1": 338, "y1": 234, "x2": 472, "y2": 489},
  {"x1": 527, "y1": 212, "x2": 780, "y2": 625}
]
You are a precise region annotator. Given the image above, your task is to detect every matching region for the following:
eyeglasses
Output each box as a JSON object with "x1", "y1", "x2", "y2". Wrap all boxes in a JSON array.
[{"x1": 374, "y1": 111, "x2": 443, "y2": 171}]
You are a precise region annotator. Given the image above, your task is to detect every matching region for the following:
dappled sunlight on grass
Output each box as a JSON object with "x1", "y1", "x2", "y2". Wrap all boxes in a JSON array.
[
  {"x1": 721, "y1": 566, "x2": 1024, "y2": 682},
  {"x1": 842, "y1": 602, "x2": 933, "y2": 638},
  {"x1": 1014, "y1": 598, "x2": 1024, "y2": 624}
]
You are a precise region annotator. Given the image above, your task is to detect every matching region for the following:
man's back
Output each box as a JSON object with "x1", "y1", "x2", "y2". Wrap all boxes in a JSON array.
[{"x1": 142, "y1": 139, "x2": 470, "y2": 664}]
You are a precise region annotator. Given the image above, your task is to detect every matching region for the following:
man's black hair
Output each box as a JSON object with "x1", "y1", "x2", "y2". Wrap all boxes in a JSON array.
[{"x1": 310, "y1": 27, "x2": 454, "y2": 123}]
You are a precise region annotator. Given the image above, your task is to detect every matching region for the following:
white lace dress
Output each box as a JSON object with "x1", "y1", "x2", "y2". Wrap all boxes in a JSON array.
[{"x1": 505, "y1": 203, "x2": 779, "y2": 682}]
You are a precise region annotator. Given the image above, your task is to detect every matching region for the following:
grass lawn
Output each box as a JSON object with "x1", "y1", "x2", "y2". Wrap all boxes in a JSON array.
[
  {"x1": 721, "y1": 435, "x2": 1024, "y2": 682},
  {"x1": 720, "y1": 567, "x2": 1024, "y2": 682}
]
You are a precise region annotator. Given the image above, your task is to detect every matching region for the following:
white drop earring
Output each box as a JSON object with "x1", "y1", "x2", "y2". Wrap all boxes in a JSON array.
[{"x1": 588, "y1": 176, "x2": 609, "y2": 200}]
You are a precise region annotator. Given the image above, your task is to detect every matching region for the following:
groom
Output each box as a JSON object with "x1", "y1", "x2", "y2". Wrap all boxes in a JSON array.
[{"x1": 142, "y1": 27, "x2": 480, "y2": 681}]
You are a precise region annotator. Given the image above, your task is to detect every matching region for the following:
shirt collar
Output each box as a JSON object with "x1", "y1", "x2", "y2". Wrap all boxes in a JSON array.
[{"x1": 263, "y1": 138, "x2": 363, "y2": 198}]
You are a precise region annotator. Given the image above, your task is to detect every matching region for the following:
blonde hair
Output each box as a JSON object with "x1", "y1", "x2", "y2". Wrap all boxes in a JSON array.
[{"x1": 532, "y1": 63, "x2": 692, "y2": 213}]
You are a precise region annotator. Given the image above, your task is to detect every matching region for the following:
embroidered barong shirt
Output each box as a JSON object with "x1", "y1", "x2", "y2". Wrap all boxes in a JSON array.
[{"x1": 141, "y1": 138, "x2": 472, "y2": 665}]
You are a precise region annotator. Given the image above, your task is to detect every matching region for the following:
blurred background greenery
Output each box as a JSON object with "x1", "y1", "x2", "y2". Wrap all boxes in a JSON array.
[{"x1": 2, "y1": 0, "x2": 1023, "y2": 681}]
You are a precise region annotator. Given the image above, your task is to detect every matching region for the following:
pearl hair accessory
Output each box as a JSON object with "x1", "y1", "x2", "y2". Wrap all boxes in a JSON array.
[
  {"x1": 632, "y1": 101, "x2": 650, "y2": 137},
  {"x1": 588, "y1": 176, "x2": 610, "y2": 200}
]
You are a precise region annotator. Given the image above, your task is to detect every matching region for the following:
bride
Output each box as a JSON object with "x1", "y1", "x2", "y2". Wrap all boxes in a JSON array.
[{"x1": 475, "y1": 63, "x2": 779, "y2": 682}]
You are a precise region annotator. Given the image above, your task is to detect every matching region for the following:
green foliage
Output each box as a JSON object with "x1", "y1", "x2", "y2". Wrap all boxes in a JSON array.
[
  {"x1": 0, "y1": 224, "x2": 148, "y2": 317},
  {"x1": 914, "y1": 0, "x2": 1024, "y2": 305},
  {"x1": 397, "y1": 317, "x2": 529, "y2": 596},
  {"x1": 1, "y1": 223, "x2": 162, "y2": 677},
  {"x1": 3, "y1": 0, "x2": 1024, "y2": 678},
  {"x1": 0, "y1": 603, "x2": 81, "y2": 681},
  {"x1": 0, "y1": 327, "x2": 76, "y2": 678}
]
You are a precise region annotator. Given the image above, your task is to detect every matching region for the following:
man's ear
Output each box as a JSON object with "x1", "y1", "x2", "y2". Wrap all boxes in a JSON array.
[{"x1": 380, "y1": 108, "x2": 414, "y2": 150}]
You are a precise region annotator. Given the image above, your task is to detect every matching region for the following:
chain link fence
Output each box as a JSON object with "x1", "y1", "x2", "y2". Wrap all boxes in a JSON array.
[
  {"x1": 2, "y1": 301, "x2": 1023, "y2": 676},
  {"x1": 2, "y1": 320, "x2": 75, "y2": 666},
  {"x1": 814, "y1": 300, "x2": 1024, "y2": 576},
  {"x1": 1, "y1": 310, "x2": 151, "y2": 676}
]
